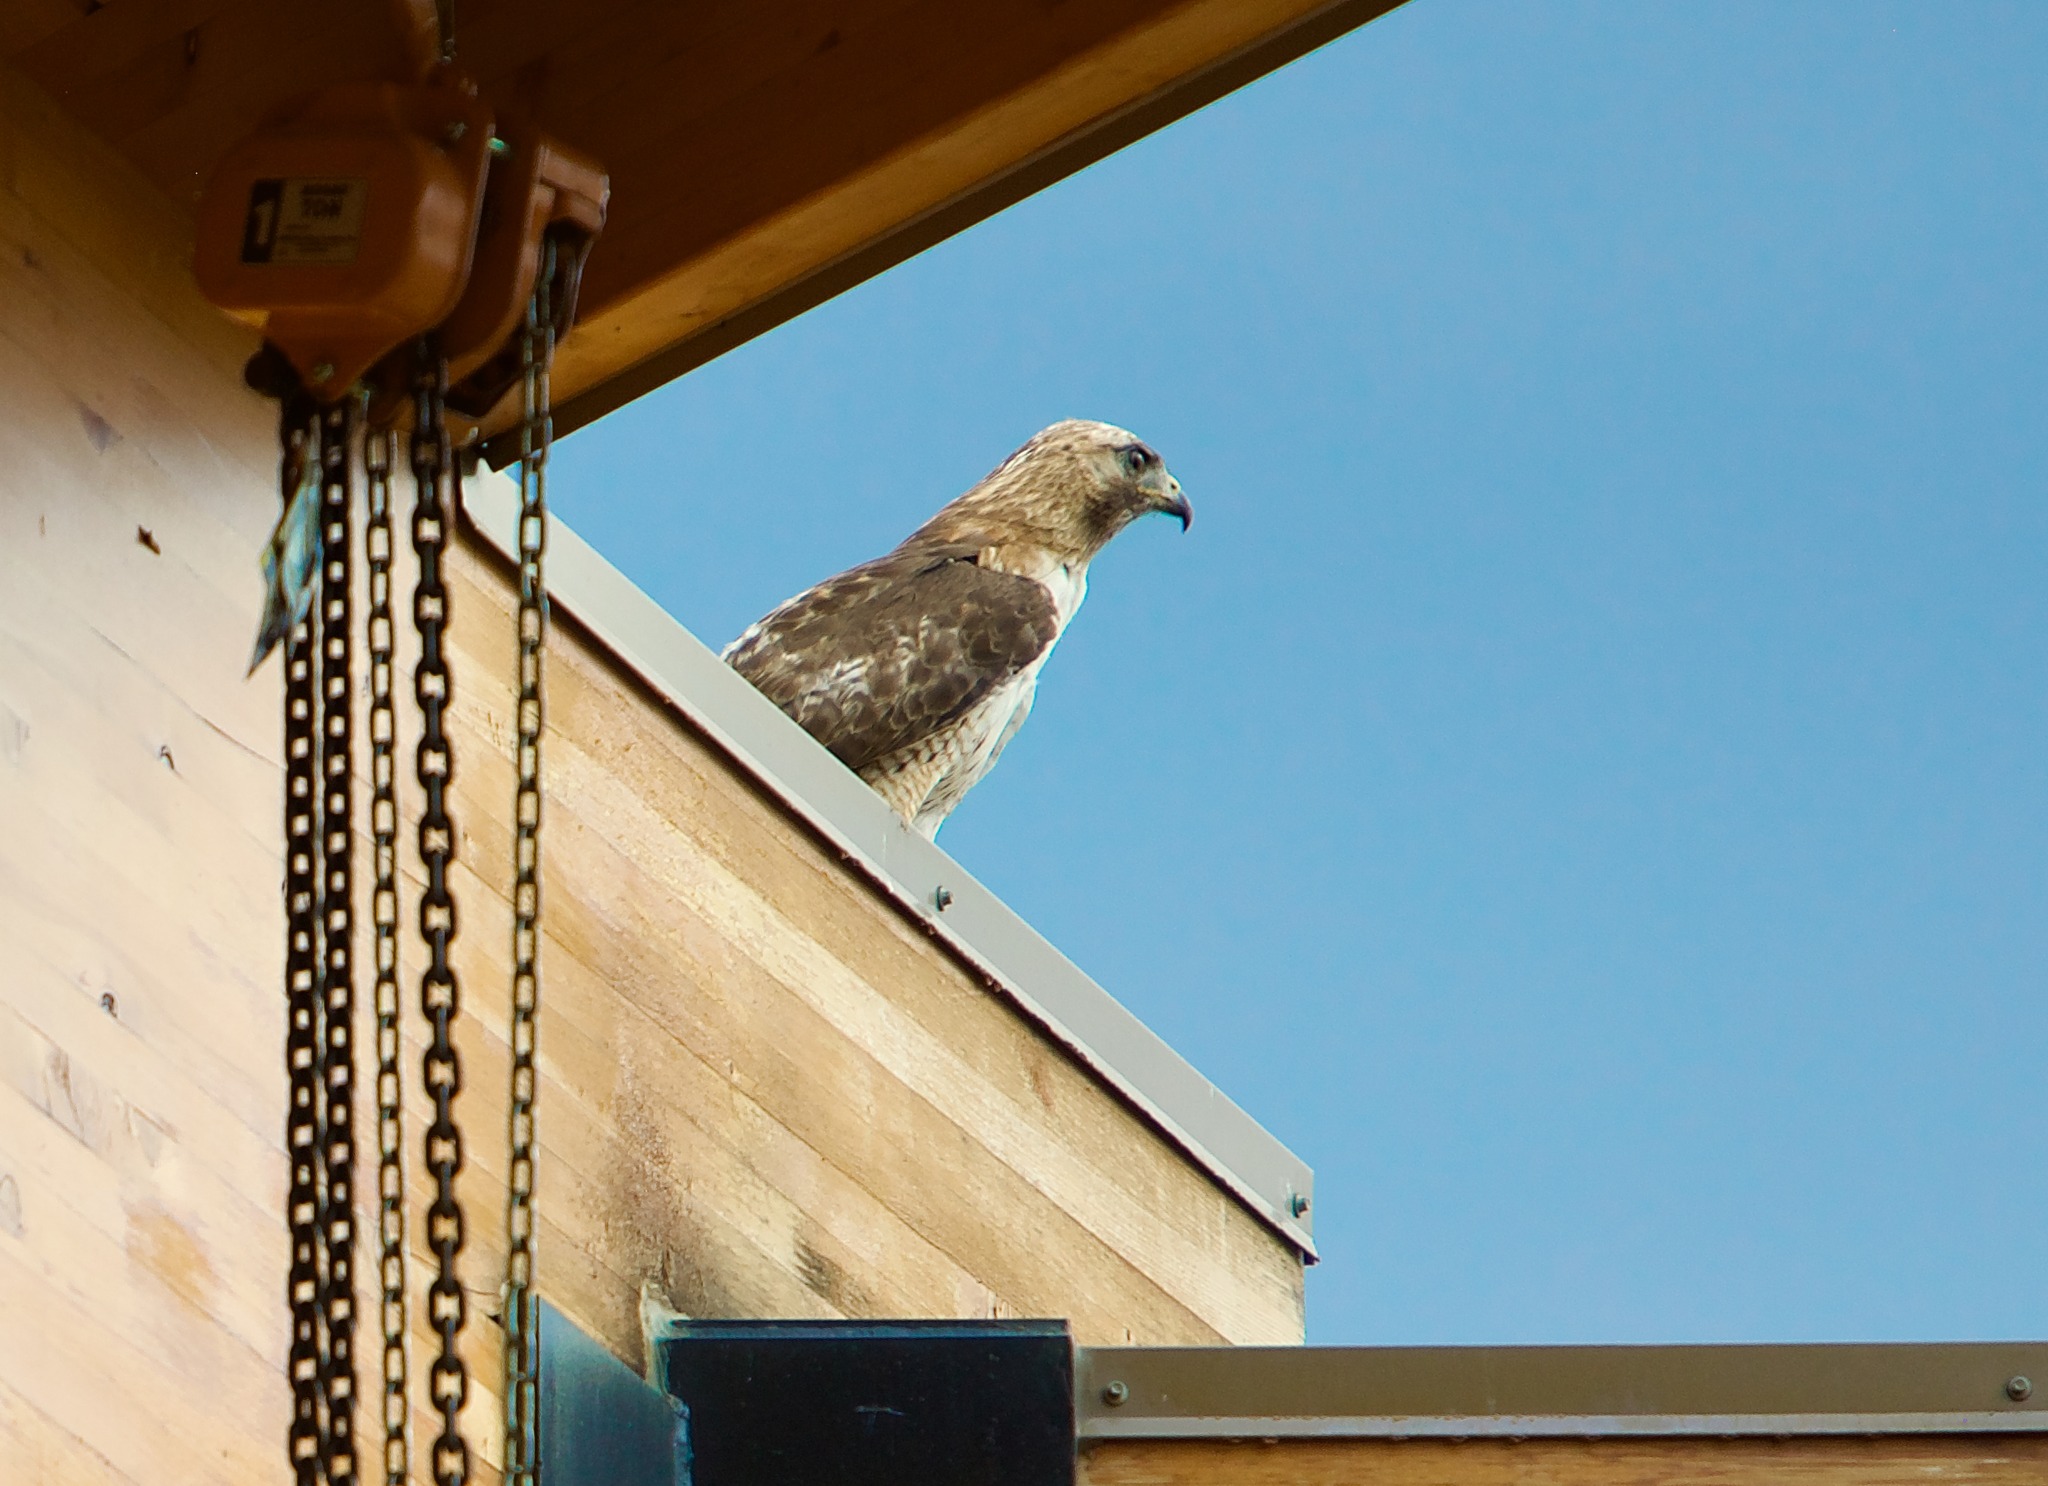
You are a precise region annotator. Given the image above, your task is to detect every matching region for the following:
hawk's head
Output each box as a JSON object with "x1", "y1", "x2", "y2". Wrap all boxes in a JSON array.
[{"x1": 926, "y1": 419, "x2": 1192, "y2": 561}]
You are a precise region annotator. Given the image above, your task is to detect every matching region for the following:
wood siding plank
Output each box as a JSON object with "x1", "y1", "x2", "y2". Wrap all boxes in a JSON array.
[
  {"x1": 1080, "y1": 1436, "x2": 2048, "y2": 1485},
  {"x1": 0, "y1": 1376, "x2": 138, "y2": 1486}
]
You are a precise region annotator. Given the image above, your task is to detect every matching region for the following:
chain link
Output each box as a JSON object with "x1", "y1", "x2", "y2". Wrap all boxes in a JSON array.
[
  {"x1": 317, "y1": 400, "x2": 362, "y2": 1486},
  {"x1": 364, "y1": 423, "x2": 411, "y2": 1486},
  {"x1": 282, "y1": 398, "x2": 325, "y2": 1486},
  {"x1": 502, "y1": 235, "x2": 556, "y2": 1486},
  {"x1": 410, "y1": 345, "x2": 470, "y2": 1486},
  {"x1": 270, "y1": 227, "x2": 568, "y2": 1486}
]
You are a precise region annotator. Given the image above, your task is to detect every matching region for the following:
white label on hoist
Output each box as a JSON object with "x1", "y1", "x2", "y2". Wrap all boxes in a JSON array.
[{"x1": 241, "y1": 178, "x2": 368, "y2": 266}]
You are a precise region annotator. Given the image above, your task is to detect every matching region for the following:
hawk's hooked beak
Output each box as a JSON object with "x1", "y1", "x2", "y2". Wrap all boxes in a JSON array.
[
  {"x1": 1145, "y1": 470, "x2": 1192, "y2": 531},
  {"x1": 1165, "y1": 485, "x2": 1192, "y2": 531}
]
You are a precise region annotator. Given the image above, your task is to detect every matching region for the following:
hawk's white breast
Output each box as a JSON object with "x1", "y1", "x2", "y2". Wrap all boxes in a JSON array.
[{"x1": 902, "y1": 556, "x2": 1086, "y2": 837}]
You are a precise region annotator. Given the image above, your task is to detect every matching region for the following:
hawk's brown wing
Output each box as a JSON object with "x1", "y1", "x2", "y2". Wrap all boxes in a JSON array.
[{"x1": 724, "y1": 542, "x2": 1059, "y2": 773}]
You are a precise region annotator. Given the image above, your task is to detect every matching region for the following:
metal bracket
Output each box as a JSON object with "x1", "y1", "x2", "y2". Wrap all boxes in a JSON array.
[
  {"x1": 653, "y1": 1318, "x2": 1076, "y2": 1486},
  {"x1": 538, "y1": 1308, "x2": 1074, "y2": 1485},
  {"x1": 539, "y1": 1301, "x2": 687, "y2": 1486}
]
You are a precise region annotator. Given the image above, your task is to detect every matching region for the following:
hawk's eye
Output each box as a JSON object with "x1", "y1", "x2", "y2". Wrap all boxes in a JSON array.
[{"x1": 1123, "y1": 448, "x2": 1149, "y2": 475}]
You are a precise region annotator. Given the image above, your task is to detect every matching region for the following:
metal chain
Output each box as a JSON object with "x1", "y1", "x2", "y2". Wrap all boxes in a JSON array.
[
  {"x1": 410, "y1": 344, "x2": 471, "y2": 1486},
  {"x1": 316, "y1": 400, "x2": 361, "y2": 1486},
  {"x1": 282, "y1": 398, "x2": 325, "y2": 1486},
  {"x1": 364, "y1": 423, "x2": 410, "y2": 1486},
  {"x1": 502, "y1": 235, "x2": 557, "y2": 1486}
]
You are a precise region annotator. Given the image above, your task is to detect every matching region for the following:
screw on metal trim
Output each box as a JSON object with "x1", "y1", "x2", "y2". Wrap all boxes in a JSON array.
[
  {"x1": 1288, "y1": 1192, "x2": 1310, "y2": 1218},
  {"x1": 933, "y1": 886, "x2": 954, "y2": 912},
  {"x1": 1102, "y1": 1381, "x2": 1129, "y2": 1407},
  {"x1": 2009, "y1": 1376, "x2": 2033, "y2": 1402},
  {"x1": 312, "y1": 362, "x2": 336, "y2": 384}
]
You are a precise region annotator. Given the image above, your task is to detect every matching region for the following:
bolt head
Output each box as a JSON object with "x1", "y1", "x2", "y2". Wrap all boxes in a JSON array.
[
  {"x1": 934, "y1": 886, "x2": 954, "y2": 912},
  {"x1": 1288, "y1": 1192, "x2": 1310, "y2": 1218},
  {"x1": 1102, "y1": 1381, "x2": 1129, "y2": 1407},
  {"x1": 2009, "y1": 1376, "x2": 2033, "y2": 1402}
]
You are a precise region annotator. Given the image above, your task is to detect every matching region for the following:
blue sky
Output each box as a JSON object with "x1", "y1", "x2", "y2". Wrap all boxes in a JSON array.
[{"x1": 551, "y1": 1, "x2": 2047, "y2": 1345}]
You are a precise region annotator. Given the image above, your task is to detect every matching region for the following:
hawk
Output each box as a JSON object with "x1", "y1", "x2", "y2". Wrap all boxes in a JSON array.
[{"x1": 723, "y1": 419, "x2": 1191, "y2": 838}]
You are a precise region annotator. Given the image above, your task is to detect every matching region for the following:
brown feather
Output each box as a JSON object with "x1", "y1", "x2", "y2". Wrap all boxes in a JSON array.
[{"x1": 725, "y1": 540, "x2": 1058, "y2": 774}]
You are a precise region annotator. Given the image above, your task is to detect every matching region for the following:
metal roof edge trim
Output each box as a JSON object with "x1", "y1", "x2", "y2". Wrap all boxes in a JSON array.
[
  {"x1": 1079, "y1": 1411, "x2": 2048, "y2": 1440},
  {"x1": 460, "y1": 472, "x2": 1317, "y2": 1259},
  {"x1": 1074, "y1": 1341, "x2": 2048, "y2": 1439}
]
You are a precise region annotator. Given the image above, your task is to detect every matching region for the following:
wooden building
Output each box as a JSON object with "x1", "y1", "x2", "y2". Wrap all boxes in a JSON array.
[
  {"x1": 2, "y1": 3, "x2": 2041, "y2": 1483},
  {"x1": 0, "y1": 4, "x2": 1371, "y2": 1479}
]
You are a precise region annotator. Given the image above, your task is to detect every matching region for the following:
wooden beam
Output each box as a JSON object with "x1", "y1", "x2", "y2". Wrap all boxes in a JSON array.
[
  {"x1": 3, "y1": 0, "x2": 1407, "y2": 450},
  {"x1": 508, "y1": 0, "x2": 1408, "y2": 450},
  {"x1": 1080, "y1": 1435, "x2": 2048, "y2": 1485}
]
